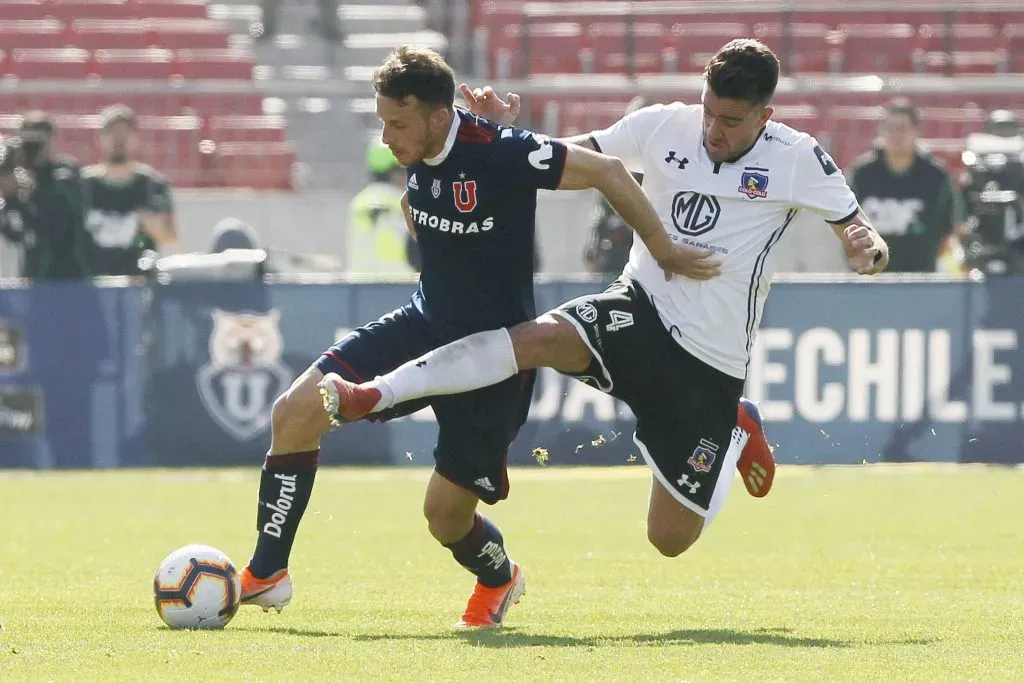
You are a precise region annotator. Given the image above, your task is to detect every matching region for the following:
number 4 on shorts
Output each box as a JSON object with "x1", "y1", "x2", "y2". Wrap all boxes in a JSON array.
[{"x1": 606, "y1": 310, "x2": 634, "y2": 332}]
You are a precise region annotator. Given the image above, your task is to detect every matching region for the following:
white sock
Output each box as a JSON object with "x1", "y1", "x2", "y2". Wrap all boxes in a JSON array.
[
  {"x1": 368, "y1": 328, "x2": 519, "y2": 412},
  {"x1": 703, "y1": 427, "x2": 747, "y2": 528}
]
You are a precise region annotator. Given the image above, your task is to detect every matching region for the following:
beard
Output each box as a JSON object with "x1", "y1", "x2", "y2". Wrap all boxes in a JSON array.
[{"x1": 108, "y1": 148, "x2": 129, "y2": 164}]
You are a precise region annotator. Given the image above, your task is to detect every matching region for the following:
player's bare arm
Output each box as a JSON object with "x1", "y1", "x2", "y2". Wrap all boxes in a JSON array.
[
  {"x1": 831, "y1": 211, "x2": 889, "y2": 275},
  {"x1": 558, "y1": 144, "x2": 720, "y2": 280},
  {"x1": 140, "y1": 211, "x2": 178, "y2": 246}
]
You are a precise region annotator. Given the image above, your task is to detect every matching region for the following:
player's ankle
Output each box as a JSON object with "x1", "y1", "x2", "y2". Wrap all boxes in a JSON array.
[{"x1": 367, "y1": 377, "x2": 395, "y2": 412}]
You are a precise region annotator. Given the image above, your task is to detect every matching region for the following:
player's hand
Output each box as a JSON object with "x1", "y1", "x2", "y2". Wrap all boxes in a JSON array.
[
  {"x1": 459, "y1": 83, "x2": 520, "y2": 126},
  {"x1": 652, "y1": 242, "x2": 722, "y2": 281},
  {"x1": 843, "y1": 223, "x2": 887, "y2": 275}
]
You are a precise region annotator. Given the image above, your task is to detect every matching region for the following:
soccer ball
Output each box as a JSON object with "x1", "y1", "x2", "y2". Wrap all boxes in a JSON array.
[{"x1": 153, "y1": 544, "x2": 241, "y2": 630}]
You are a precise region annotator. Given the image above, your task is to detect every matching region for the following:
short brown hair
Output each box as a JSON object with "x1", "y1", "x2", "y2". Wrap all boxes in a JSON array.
[
  {"x1": 372, "y1": 46, "x2": 455, "y2": 109},
  {"x1": 704, "y1": 39, "x2": 779, "y2": 107},
  {"x1": 20, "y1": 110, "x2": 55, "y2": 136},
  {"x1": 885, "y1": 98, "x2": 920, "y2": 128}
]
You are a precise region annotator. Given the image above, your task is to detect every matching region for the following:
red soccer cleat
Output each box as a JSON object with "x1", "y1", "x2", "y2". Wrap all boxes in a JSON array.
[
  {"x1": 317, "y1": 373, "x2": 382, "y2": 427},
  {"x1": 736, "y1": 398, "x2": 776, "y2": 498}
]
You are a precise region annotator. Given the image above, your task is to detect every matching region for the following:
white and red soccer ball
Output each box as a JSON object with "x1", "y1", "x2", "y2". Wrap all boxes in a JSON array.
[{"x1": 153, "y1": 544, "x2": 241, "y2": 630}]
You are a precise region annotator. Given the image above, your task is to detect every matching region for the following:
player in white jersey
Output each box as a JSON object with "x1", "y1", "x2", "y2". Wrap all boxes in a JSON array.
[{"x1": 320, "y1": 39, "x2": 889, "y2": 558}]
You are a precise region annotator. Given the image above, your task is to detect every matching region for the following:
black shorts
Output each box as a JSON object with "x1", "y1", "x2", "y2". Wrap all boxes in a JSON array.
[
  {"x1": 314, "y1": 304, "x2": 535, "y2": 504},
  {"x1": 552, "y1": 278, "x2": 744, "y2": 515}
]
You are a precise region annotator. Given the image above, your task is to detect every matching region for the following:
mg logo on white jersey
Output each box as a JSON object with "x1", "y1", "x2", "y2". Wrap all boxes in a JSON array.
[{"x1": 671, "y1": 191, "x2": 721, "y2": 236}]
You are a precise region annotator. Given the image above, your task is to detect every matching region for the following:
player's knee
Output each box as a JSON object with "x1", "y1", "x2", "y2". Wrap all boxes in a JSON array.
[
  {"x1": 511, "y1": 315, "x2": 591, "y2": 374},
  {"x1": 270, "y1": 374, "x2": 327, "y2": 441},
  {"x1": 423, "y1": 499, "x2": 471, "y2": 544},
  {"x1": 647, "y1": 524, "x2": 701, "y2": 558},
  {"x1": 423, "y1": 491, "x2": 478, "y2": 545}
]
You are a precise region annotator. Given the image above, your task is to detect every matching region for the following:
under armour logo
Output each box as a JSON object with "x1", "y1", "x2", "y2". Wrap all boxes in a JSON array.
[
  {"x1": 665, "y1": 151, "x2": 689, "y2": 169},
  {"x1": 677, "y1": 474, "x2": 700, "y2": 495},
  {"x1": 415, "y1": 360, "x2": 427, "y2": 368}
]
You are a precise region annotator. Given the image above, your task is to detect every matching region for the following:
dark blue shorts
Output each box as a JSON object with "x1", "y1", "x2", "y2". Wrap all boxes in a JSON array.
[{"x1": 314, "y1": 304, "x2": 535, "y2": 504}]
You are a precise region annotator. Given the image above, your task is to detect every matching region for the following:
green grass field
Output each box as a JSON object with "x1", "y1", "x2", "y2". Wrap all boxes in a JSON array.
[{"x1": 1, "y1": 464, "x2": 1022, "y2": 681}]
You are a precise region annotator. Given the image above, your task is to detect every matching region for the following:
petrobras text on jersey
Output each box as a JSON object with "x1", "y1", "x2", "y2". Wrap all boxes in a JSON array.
[
  {"x1": 409, "y1": 207, "x2": 494, "y2": 234},
  {"x1": 747, "y1": 326, "x2": 1021, "y2": 424}
]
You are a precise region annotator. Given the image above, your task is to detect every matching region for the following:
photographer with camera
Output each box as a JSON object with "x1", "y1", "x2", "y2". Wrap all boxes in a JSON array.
[
  {"x1": 582, "y1": 96, "x2": 650, "y2": 277},
  {"x1": 0, "y1": 137, "x2": 34, "y2": 277},
  {"x1": 960, "y1": 110, "x2": 1024, "y2": 275},
  {"x1": 8, "y1": 112, "x2": 92, "y2": 281}
]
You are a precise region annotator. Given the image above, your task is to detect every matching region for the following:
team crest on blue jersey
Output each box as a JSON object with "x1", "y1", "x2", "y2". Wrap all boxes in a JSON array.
[
  {"x1": 431, "y1": 178, "x2": 441, "y2": 199},
  {"x1": 687, "y1": 438, "x2": 719, "y2": 473},
  {"x1": 196, "y1": 309, "x2": 293, "y2": 441},
  {"x1": 738, "y1": 170, "x2": 769, "y2": 199},
  {"x1": 453, "y1": 179, "x2": 478, "y2": 213}
]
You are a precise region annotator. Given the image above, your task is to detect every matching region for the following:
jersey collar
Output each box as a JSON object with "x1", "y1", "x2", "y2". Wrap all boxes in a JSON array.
[{"x1": 423, "y1": 109, "x2": 461, "y2": 166}]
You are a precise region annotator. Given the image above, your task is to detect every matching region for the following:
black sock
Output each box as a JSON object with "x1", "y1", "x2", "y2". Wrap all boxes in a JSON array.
[
  {"x1": 249, "y1": 450, "x2": 319, "y2": 579},
  {"x1": 444, "y1": 513, "x2": 513, "y2": 588}
]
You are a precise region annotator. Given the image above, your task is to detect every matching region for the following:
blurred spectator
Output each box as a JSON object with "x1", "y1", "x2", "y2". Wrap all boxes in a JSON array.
[
  {"x1": 211, "y1": 217, "x2": 261, "y2": 253},
  {"x1": 348, "y1": 140, "x2": 419, "y2": 275},
  {"x1": 10, "y1": 113, "x2": 91, "y2": 280},
  {"x1": 0, "y1": 137, "x2": 34, "y2": 277},
  {"x1": 257, "y1": 0, "x2": 342, "y2": 43},
  {"x1": 583, "y1": 95, "x2": 649, "y2": 276},
  {"x1": 849, "y1": 99, "x2": 964, "y2": 273},
  {"x1": 83, "y1": 105, "x2": 178, "y2": 277},
  {"x1": 959, "y1": 110, "x2": 1024, "y2": 275}
]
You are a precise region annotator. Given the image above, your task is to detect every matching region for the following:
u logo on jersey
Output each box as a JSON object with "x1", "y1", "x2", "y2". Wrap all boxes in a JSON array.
[{"x1": 453, "y1": 180, "x2": 478, "y2": 213}]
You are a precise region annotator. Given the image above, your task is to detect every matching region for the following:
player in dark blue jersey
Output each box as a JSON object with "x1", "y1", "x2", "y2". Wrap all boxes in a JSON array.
[{"x1": 238, "y1": 46, "x2": 708, "y2": 628}]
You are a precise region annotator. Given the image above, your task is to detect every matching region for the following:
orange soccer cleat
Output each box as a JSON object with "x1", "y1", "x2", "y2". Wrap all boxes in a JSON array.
[
  {"x1": 239, "y1": 565, "x2": 292, "y2": 613},
  {"x1": 455, "y1": 563, "x2": 526, "y2": 629},
  {"x1": 736, "y1": 398, "x2": 776, "y2": 498}
]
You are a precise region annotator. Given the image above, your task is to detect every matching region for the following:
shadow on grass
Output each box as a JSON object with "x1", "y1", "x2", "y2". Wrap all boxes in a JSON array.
[{"x1": 234, "y1": 625, "x2": 935, "y2": 649}]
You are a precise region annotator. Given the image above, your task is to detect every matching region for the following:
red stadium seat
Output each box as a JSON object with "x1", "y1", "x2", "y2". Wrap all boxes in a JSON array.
[
  {"x1": 174, "y1": 49, "x2": 255, "y2": 80},
  {"x1": 130, "y1": 0, "x2": 208, "y2": 19},
  {"x1": 918, "y1": 23, "x2": 1000, "y2": 53},
  {"x1": 0, "y1": 0, "x2": 46, "y2": 20},
  {"x1": 755, "y1": 23, "x2": 838, "y2": 73},
  {"x1": 136, "y1": 113, "x2": 201, "y2": 173},
  {"x1": 185, "y1": 93, "x2": 265, "y2": 116},
  {"x1": 773, "y1": 104, "x2": 825, "y2": 138},
  {"x1": 7, "y1": 48, "x2": 91, "y2": 79},
  {"x1": 72, "y1": 20, "x2": 152, "y2": 50},
  {"x1": 214, "y1": 141, "x2": 295, "y2": 190},
  {"x1": 922, "y1": 50, "x2": 1007, "y2": 75},
  {"x1": 838, "y1": 24, "x2": 919, "y2": 74},
  {"x1": 667, "y1": 23, "x2": 750, "y2": 73},
  {"x1": 0, "y1": 20, "x2": 65, "y2": 50},
  {"x1": 93, "y1": 48, "x2": 174, "y2": 80},
  {"x1": 917, "y1": 107, "x2": 988, "y2": 139},
  {"x1": 148, "y1": 20, "x2": 231, "y2": 50},
  {"x1": 207, "y1": 115, "x2": 287, "y2": 143},
  {"x1": 1005, "y1": 25, "x2": 1024, "y2": 73},
  {"x1": 46, "y1": 0, "x2": 130, "y2": 21},
  {"x1": 591, "y1": 22, "x2": 665, "y2": 73},
  {"x1": 526, "y1": 22, "x2": 582, "y2": 75}
]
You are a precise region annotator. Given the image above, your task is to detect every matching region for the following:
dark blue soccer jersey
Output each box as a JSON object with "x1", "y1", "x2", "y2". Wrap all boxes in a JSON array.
[{"x1": 404, "y1": 108, "x2": 567, "y2": 337}]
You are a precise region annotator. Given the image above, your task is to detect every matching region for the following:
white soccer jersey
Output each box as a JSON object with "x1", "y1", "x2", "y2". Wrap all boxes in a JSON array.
[{"x1": 590, "y1": 102, "x2": 860, "y2": 379}]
